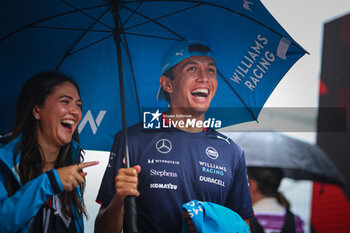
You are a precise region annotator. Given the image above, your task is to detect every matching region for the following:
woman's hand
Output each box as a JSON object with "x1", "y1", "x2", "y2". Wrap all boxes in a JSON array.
[{"x1": 56, "y1": 161, "x2": 99, "y2": 191}]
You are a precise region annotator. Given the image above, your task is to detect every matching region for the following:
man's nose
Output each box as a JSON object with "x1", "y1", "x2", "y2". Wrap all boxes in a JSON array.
[{"x1": 197, "y1": 69, "x2": 209, "y2": 82}]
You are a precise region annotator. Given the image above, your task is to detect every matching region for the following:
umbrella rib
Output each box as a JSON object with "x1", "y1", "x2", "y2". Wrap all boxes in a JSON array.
[
  {"x1": 1, "y1": 1, "x2": 307, "y2": 54},
  {"x1": 56, "y1": 7, "x2": 112, "y2": 69},
  {"x1": 217, "y1": 70, "x2": 258, "y2": 122},
  {"x1": 119, "y1": 4, "x2": 185, "y2": 41},
  {"x1": 0, "y1": 5, "x2": 107, "y2": 42},
  {"x1": 120, "y1": 29, "x2": 142, "y2": 123},
  {"x1": 121, "y1": 1, "x2": 144, "y2": 29},
  {"x1": 69, "y1": 34, "x2": 113, "y2": 56},
  {"x1": 123, "y1": 32, "x2": 182, "y2": 41},
  {"x1": 125, "y1": 0, "x2": 308, "y2": 54},
  {"x1": 30, "y1": 25, "x2": 112, "y2": 33},
  {"x1": 122, "y1": 3, "x2": 202, "y2": 32},
  {"x1": 60, "y1": 0, "x2": 113, "y2": 30}
]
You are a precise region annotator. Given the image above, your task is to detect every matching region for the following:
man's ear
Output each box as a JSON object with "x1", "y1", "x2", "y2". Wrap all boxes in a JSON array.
[
  {"x1": 160, "y1": 75, "x2": 173, "y2": 94},
  {"x1": 33, "y1": 105, "x2": 40, "y2": 120}
]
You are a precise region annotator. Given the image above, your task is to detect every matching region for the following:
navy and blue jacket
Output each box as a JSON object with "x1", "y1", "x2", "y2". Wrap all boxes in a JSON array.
[{"x1": 0, "y1": 135, "x2": 84, "y2": 233}]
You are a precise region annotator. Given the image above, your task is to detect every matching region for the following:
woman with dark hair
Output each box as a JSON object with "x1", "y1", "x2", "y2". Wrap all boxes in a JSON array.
[
  {"x1": 247, "y1": 167, "x2": 305, "y2": 233},
  {"x1": 0, "y1": 71, "x2": 98, "y2": 233}
]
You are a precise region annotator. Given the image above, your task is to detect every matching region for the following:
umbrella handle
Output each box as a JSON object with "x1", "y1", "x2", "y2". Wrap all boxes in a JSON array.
[{"x1": 124, "y1": 196, "x2": 138, "y2": 233}]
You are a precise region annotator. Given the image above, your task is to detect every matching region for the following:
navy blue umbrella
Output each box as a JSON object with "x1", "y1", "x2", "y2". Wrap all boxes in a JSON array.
[
  {"x1": 1, "y1": 1, "x2": 307, "y2": 231},
  {"x1": 0, "y1": 0, "x2": 307, "y2": 151}
]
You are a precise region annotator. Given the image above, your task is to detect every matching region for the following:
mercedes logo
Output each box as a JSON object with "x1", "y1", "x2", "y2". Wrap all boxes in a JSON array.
[{"x1": 156, "y1": 139, "x2": 172, "y2": 154}]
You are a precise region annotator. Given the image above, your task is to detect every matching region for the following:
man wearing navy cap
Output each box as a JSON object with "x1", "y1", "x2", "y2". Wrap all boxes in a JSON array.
[{"x1": 95, "y1": 41, "x2": 254, "y2": 233}]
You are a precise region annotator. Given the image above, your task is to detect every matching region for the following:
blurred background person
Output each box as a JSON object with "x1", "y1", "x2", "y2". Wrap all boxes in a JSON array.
[{"x1": 247, "y1": 167, "x2": 305, "y2": 233}]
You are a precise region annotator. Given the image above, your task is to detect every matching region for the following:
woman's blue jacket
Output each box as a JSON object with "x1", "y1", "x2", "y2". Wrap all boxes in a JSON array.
[{"x1": 0, "y1": 135, "x2": 84, "y2": 233}]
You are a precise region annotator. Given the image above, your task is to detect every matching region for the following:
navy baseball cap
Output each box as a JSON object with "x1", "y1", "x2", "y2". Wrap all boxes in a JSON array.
[{"x1": 157, "y1": 40, "x2": 215, "y2": 100}]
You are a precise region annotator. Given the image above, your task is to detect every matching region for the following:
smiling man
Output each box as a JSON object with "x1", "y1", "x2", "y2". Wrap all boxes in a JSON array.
[
  {"x1": 95, "y1": 41, "x2": 254, "y2": 233},
  {"x1": 159, "y1": 46, "x2": 217, "y2": 132}
]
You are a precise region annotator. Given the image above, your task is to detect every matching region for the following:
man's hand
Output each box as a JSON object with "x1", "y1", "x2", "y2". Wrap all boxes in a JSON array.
[
  {"x1": 56, "y1": 161, "x2": 99, "y2": 191},
  {"x1": 182, "y1": 212, "x2": 197, "y2": 233},
  {"x1": 115, "y1": 165, "x2": 141, "y2": 200},
  {"x1": 95, "y1": 165, "x2": 141, "y2": 233}
]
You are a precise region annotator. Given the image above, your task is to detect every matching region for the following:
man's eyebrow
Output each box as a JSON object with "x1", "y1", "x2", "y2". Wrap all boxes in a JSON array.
[
  {"x1": 208, "y1": 62, "x2": 216, "y2": 67},
  {"x1": 182, "y1": 61, "x2": 197, "y2": 67},
  {"x1": 181, "y1": 61, "x2": 216, "y2": 69}
]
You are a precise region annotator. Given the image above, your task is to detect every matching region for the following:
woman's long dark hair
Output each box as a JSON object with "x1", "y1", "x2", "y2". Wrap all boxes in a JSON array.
[
  {"x1": 3, "y1": 71, "x2": 87, "y2": 218},
  {"x1": 247, "y1": 166, "x2": 283, "y2": 197}
]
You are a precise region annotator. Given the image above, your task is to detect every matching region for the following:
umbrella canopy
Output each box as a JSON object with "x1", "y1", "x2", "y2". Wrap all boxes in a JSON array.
[
  {"x1": 225, "y1": 132, "x2": 347, "y2": 186},
  {"x1": 0, "y1": 0, "x2": 307, "y2": 151}
]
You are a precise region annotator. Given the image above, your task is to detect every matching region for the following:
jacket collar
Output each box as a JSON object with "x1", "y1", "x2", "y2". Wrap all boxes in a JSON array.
[
  {"x1": 0, "y1": 135, "x2": 22, "y2": 182},
  {"x1": 0, "y1": 134, "x2": 82, "y2": 183}
]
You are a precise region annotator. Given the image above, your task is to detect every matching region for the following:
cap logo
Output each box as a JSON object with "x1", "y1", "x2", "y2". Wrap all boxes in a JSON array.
[
  {"x1": 175, "y1": 49, "x2": 184, "y2": 56},
  {"x1": 162, "y1": 63, "x2": 170, "y2": 74}
]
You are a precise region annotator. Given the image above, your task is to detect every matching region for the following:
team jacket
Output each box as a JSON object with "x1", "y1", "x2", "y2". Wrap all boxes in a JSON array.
[{"x1": 0, "y1": 135, "x2": 84, "y2": 233}]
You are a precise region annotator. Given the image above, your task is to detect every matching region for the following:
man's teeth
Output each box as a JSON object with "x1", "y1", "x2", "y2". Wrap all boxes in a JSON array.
[
  {"x1": 61, "y1": 120, "x2": 75, "y2": 125},
  {"x1": 191, "y1": 89, "x2": 209, "y2": 96}
]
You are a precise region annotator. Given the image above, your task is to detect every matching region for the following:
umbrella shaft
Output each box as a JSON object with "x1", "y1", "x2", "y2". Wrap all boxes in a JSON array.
[
  {"x1": 112, "y1": 7, "x2": 139, "y2": 232},
  {"x1": 112, "y1": 5, "x2": 130, "y2": 169}
]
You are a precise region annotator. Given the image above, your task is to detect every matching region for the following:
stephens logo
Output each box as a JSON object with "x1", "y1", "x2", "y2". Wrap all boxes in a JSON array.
[
  {"x1": 150, "y1": 169, "x2": 178, "y2": 178},
  {"x1": 206, "y1": 147, "x2": 218, "y2": 160}
]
